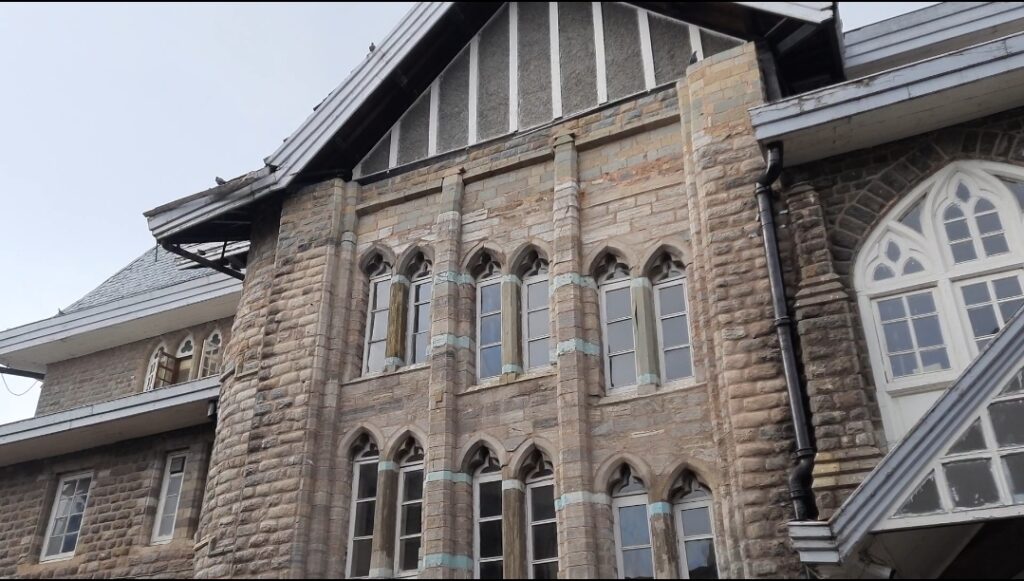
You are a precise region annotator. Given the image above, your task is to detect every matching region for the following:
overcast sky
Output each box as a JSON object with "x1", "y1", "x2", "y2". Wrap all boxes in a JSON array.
[{"x1": 0, "y1": 2, "x2": 935, "y2": 425}]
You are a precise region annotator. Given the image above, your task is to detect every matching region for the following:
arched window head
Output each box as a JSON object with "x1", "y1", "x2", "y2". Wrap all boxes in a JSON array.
[
  {"x1": 596, "y1": 254, "x2": 631, "y2": 284},
  {"x1": 394, "y1": 437, "x2": 425, "y2": 577},
  {"x1": 649, "y1": 253, "x2": 684, "y2": 283},
  {"x1": 396, "y1": 437, "x2": 425, "y2": 466},
  {"x1": 516, "y1": 249, "x2": 549, "y2": 279},
  {"x1": 199, "y1": 330, "x2": 223, "y2": 378},
  {"x1": 406, "y1": 253, "x2": 433, "y2": 366},
  {"x1": 474, "y1": 252, "x2": 503, "y2": 381},
  {"x1": 472, "y1": 446, "x2": 503, "y2": 579},
  {"x1": 610, "y1": 464, "x2": 653, "y2": 579},
  {"x1": 470, "y1": 251, "x2": 502, "y2": 281},
  {"x1": 405, "y1": 252, "x2": 432, "y2": 281},
  {"x1": 175, "y1": 337, "x2": 195, "y2": 383},
  {"x1": 649, "y1": 252, "x2": 693, "y2": 383},
  {"x1": 522, "y1": 449, "x2": 558, "y2": 579},
  {"x1": 364, "y1": 254, "x2": 393, "y2": 375},
  {"x1": 672, "y1": 472, "x2": 720, "y2": 579},
  {"x1": 348, "y1": 433, "x2": 380, "y2": 579},
  {"x1": 856, "y1": 161, "x2": 1024, "y2": 443},
  {"x1": 598, "y1": 255, "x2": 637, "y2": 392}
]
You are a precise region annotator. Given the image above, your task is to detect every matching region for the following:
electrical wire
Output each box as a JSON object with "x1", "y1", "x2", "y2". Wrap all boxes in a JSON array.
[{"x1": 1, "y1": 371, "x2": 40, "y2": 397}]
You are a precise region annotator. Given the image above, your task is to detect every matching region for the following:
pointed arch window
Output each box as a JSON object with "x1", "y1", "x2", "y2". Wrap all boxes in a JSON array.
[
  {"x1": 598, "y1": 256, "x2": 637, "y2": 391},
  {"x1": 144, "y1": 345, "x2": 170, "y2": 391},
  {"x1": 856, "y1": 162, "x2": 1024, "y2": 442},
  {"x1": 518, "y1": 251, "x2": 551, "y2": 371},
  {"x1": 473, "y1": 253, "x2": 504, "y2": 381},
  {"x1": 672, "y1": 473, "x2": 719, "y2": 579},
  {"x1": 363, "y1": 254, "x2": 393, "y2": 375},
  {"x1": 394, "y1": 439, "x2": 425, "y2": 577},
  {"x1": 348, "y1": 436, "x2": 380, "y2": 579},
  {"x1": 524, "y1": 452, "x2": 558, "y2": 579},
  {"x1": 199, "y1": 330, "x2": 223, "y2": 378},
  {"x1": 406, "y1": 254, "x2": 433, "y2": 366},
  {"x1": 651, "y1": 254, "x2": 693, "y2": 382},
  {"x1": 472, "y1": 447, "x2": 504, "y2": 579},
  {"x1": 611, "y1": 465, "x2": 653, "y2": 580}
]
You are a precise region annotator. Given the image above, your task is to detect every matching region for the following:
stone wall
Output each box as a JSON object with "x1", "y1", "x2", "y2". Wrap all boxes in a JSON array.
[
  {"x1": 37, "y1": 317, "x2": 232, "y2": 415},
  {"x1": 0, "y1": 426, "x2": 213, "y2": 578}
]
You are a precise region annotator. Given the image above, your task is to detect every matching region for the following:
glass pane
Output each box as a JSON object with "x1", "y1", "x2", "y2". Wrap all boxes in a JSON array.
[
  {"x1": 170, "y1": 456, "x2": 186, "y2": 473},
  {"x1": 354, "y1": 501, "x2": 376, "y2": 537},
  {"x1": 885, "y1": 241, "x2": 901, "y2": 262},
  {"x1": 622, "y1": 547, "x2": 654, "y2": 580},
  {"x1": 658, "y1": 284, "x2": 686, "y2": 315},
  {"x1": 608, "y1": 320, "x2": 635, "y2": 353},
  {"x1": 948, "y1": 419, "x2": 987, "y2": 455},
  {"x1": 662, "y1": 316, "x2": 689, "y2": 348},
  {"x1": 400, "y1": 537, "x2": 421, "y2": 572},
  {"x1": 367, "y1": 311, "x2": 387, "y2": 342},
  {"x1": 944, "y1": 218, "x2": 970, "y2": 240},
  {"x1": 1002, "y1": 371, "x2": 1024, "y2": 395},
  {"x1": 481, "y1": 314, "x2": 502, "y2": 345},
  {"x1": 402, "y1": 504, "x2": 423, "y2": 536},
  {"x1": 45, "y1": 536, "x2": 62, "y2": 557},
  {"x1": 66, "y1": 513, "x2": 82, "y2": 535},
  {"x1": 680, "y1": 507, "x2": 712, "y2": 536},
  {"x1": 951, "y1": 241, "x2": 977, "y2": 263},
  {"x1": 415, "y1": 304, "x2": 431, "y2": 333},
  {"x1": 533, "y1": 562, "x2": 558, "y2": 580},
  {"x1": 479, "y1": 480, "x2": 503, "y2": 518},
  {"x1": 528, "y1": 310, "x2": 548, "y2": 339},
  {"x1": 897, "y1": 471, "x2": 942, "y2": 516},
  {"x1": 890, "y1": 353, "x2": 919, "y2": 377},
  {"x1": 480, "y1": 346, "x2": 502, "y2": 379},
  {"x1": 878, "y1": 298, "x2": 905, "y2": 322},
  {"x1": 158, "y1": 513, "x2": 176, "y2": 538},
  {"x1": 366, "y1": 341, "x2": 385, "y2": 373},
  {"x1": 989, "y1": 400, "x2": 1024, "y2": 447},
  {"x1": 53, "y1": 517, "x2": 67, "y2": 536},
  {"x1": 907, "y1": 293, "x2": 936, "y2": 316},
  {"x1": 61, "y1": 532, "x2": 79, "y2": 554},
  {"x1": 883, "y1": 321, "x2": 913, "y2": 352},
  {"x1": 618, "y1": 505, "x2": 650, "y2": 547},
  {"x1": 479, "y1": 560, "x2": 504, "y2": 580},
  {"x1": 528, "y1": 282, "x2": 548, "y2": 309},
  {"x1": 901, "y1": 203, "x2": 923, "y2": 232},
  {"x1": 528, "y1": 340, "x2": 549, "y2": 369},
  {"x1": 874, "y1": 265, "x2": 894, "y2": 281},
  {"x1": 1003, "y1": 453, "x2": 1024, "y2": 503},
  {"x1": 920, "y1": 348, "x2": 950, "y2": 373},
  {"x1": 685, "y1": 539, "x2": 718, "y2": 579},
  {"x1": 374, "y1": 280, "x2": 391, "y2": 310},
  {"x1": 481, "y1": 284, "x2": 501, "y2": 314},
  {"x1": 166, "y1": 475, "x2": 183, "y2": 498},
  {"x1": 912, "y1": 316, "x2": 943, "y2": 349},
  {"x1": 968, "y1": 306, "x2": 1000, "y2": 339},
  {"x1": 962, "y1": 282, "x2": 991, "y2": 306},
  {"x1": 532, "y1": 522, "x2": 558, "y2": 560},
  {"x1": 976, "y1": 212, "x2": 1002, "y2": 234},
  {"x1": 358, "y1": 463, "x2": 378, "y2": 499},
  {"x1": 404, "y1": 470, "x2": 424, "y2": 501},
  {"x1": 983, "y1": 234, "x2": 1009, "y2": 256},
  {"x1": 351, "y1": 537, "x2": 372, "y2": 577},
  {"x1": 416, "y1": 281, "x2": 432, "y2": 302},
  {"x1": 999, "y1": 299, "x2": 1024, "y2": 322},
  {"x1": 606, "y1": 288, "x2": 631, "y2": 321},
  {"x1": 479, "y1": 520, "x2": 503, "y2": 559},
  {"x1": 903, "y1": 259, "x2": 924, "y2": 275},
  {"x1": 531, "y1": 485, "x2": 556, "y2": 521},
  {"x1": 414, "y1": 333, "x2": 430, "y2": 363},
  {"x1": 610, "y1": 353, "x2": 637, "y2": 388},
  {"x1": 945, "y1": 459, "x2": 1000, "y2": 509},
  {"x1": 664, "y1": 348, "x2": 693, "y2": 381}
]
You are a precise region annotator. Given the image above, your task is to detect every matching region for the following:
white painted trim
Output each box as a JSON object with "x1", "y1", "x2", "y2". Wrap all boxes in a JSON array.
[
  {"x1": 674, "y1": 497, "x2": 720, "y2": 579},
  {"x1": 428, "y1": 79, "x2": 440, "y2": 156},
  {"x1": 592, "y1": 2, "x2": 608, "y2": 104},
  {"x1": 407, "y1": 275, "x2": 433, "y2": 366},
  {"x1": 526, "y1": 477, "x2": 558, "y2": 578},
  {"x1": 41, "y1": 471, "x2": 93, "y2": 562},
  {"x1": 549, "y1": 2, "x2": 563, "y2": 119},
  {"x1": 394, "y1": 462, "x2": 425, "y2": 577},
  {"x1": 734, "y1": 1, "x2": 834, "y2": 24},
  {"x1": 364, "y1": 273, "x2": 392, "y2": 375},
  {"x1": 347, "y1": 453, "x2": 380, "y2": 579},
  {"x1": 612, "y1": 493, "x2": 653, "y2": 579},
  {"x1": 469, "y1": 36, "x2": 480, "y2": 144},
  {"x1": 653, "y1": 275, "x2": 695, "y2": 383},
  {"x1": 509, "y1": 2, "x2": 519, "y2": 132},
  {"x1": 522, "y1": 275, "x2": 552, "y2": 371},
  {"x1": 473, "y1": 469, "x2": 504, "y2": 578},
  {"x1": 601, "y1": 277, "x2": 638, "y2": 393},
  {"x1": 199, "y1": 328, "x2": 224, "y2": 379},
  {"x1": 389, "y1": 125, "x2": 401, "y2": 168},
  {"x1": 152, "y1": 452, "x2": 188, "y2": 544},
  {"x1": 477, "y1": 276, "x2": 503, "y2": 381},
  {"x1": 689, "y1": 24, "x2": 704, "y2": 60},
  {"x1": 637, "y1": 9, "x2": 656, "y2": 90}
]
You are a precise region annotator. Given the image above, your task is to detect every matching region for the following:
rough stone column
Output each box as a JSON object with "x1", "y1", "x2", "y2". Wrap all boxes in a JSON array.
[
  {"x1": 501, "y1": 276, "x2": 523, "y2": 378},
  {"x1": 386, "y1": 277, "x2": 410, "y2": 371},
  {"x1": 549, "y1": 133, "x2": 600, "y2": 578},
  {"x1": 631, "y1": 277, "x2": 661, "y2": 390},
  {"x1": 502, "y1": 479, "x2": 527, "y2": 579},
  {"x1": 648, "y1": 502, "x2": 680, "y2": 579},
  {"x1": 369, "y1": 465, "x2": 400, "y2": 578},
  {"x1": 421, "y1": 171, "x2": 471, "y2": 578},
  {"x1": 784, "y1": 182, "x2": 884, "y2": 517}
]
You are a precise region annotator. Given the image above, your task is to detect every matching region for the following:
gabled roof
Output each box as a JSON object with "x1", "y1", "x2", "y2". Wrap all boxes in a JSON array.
[
  {"x1": 145, "y1": 1, "x2": 842, "y2": 245},
  {"x1": 791, "y1": 306, "x2": 1024, "y2": 567}
]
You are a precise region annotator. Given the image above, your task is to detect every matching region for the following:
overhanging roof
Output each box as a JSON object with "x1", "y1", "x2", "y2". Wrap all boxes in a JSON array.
[
  {"x1": 751, "y1": 31, "x2": 1024, "y2": 165},
  {"x1": 0, "y1": 377, "x2": 219, "y2": 468}
]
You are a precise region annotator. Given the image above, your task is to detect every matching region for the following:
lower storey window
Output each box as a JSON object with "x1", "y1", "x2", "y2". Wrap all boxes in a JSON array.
[{"x1": 43, "y1": 473, "x2": 92, "y2": 560}]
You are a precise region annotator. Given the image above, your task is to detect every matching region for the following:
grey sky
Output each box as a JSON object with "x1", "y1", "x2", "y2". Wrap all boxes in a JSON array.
[{"x1": 0, "y1": 2, "x2": 935, "y2": 425}]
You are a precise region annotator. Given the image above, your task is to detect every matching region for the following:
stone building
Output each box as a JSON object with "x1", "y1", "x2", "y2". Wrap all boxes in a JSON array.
[{"x1": 2, "y1": 2, "x2": 1024, "y2": 578}]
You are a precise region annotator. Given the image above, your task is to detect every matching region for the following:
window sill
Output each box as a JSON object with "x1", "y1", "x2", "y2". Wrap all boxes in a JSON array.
[
  {"x1": 597, "y1": 378, "x2": 705, "y2": 406},
  {"x1": 463, "y1": 366, "x2": 558, "y2": 395},
  {"x1": 345, "y1": 363, "x2": 431, "y2": 386},
  {"x1": 38, "y1": 554, "x2": 76, "y2": 564}
]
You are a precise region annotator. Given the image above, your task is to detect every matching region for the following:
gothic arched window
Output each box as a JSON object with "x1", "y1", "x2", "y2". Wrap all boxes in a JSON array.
[
  {"x1": 597, "y1": 255, "x2": 637, "y2": 391},
  {"x1": 363, "y1": 253, "x2": 393, "y2": 375}
]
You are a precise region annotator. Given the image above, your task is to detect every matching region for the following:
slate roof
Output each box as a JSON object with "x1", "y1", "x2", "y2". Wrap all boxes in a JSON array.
[{"x1": 63, "y1": 246, "x2": 211, "y2": 314}]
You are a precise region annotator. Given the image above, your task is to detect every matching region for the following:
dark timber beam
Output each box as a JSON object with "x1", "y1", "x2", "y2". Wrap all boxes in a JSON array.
[{"x1": 161, "y1": 243, "x2": 245, "y2": 281}]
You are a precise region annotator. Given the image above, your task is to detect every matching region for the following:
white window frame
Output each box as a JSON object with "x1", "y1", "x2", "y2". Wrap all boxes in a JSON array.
[
  {"x1": 653, "y1": 274, "x2": 694, "y2": 384},
  {"x1": 522, "y1": 274, "x2": 551, "y2": 371},
  {"x1": 407, "y1": 276, "x2": 433, "y2": 367},
  {"x1": 525, "y1": 475, "x2": 558, "y2": 579},
  {"x1": 473, "y1": 469, "x2": 504, "y2": 578},
  {"x1": 152, "y1": 452, "x2": 188, "y2": 544},
  {"x1": 41, "y1": 471, "x2": 93, "y2": 562},
  {"x1": 675, "y1": 497, "x2": 720, "y2": 579},
  {"x1": 394, "y1": 461, "x2": 425, "y2": 578},
  {"x1": 143, "y1": 344, "x2": 167, "y2": 392},
  {"x1": 347, "y1": 452, "x2": 380, "y2": 579},
  {"x1": 477, "y1": 276, "x2": 503, "y2": 381},
  {"x1": 856, "y1": 161, "x2": 1024, "y2": 443},
  {"x1": 199, "y1": 329, "x2": 223, "y2": 378},
  {"x1": 611, "y1": 492, "x2": 653, "y2": 580},
  {"x1": 953, "y1": 271, "x2": 1024, "y2": 354},
  {"x1": 363, "y1": 273, "x2": 391, "y2": 375},
  {"x1": 174, "y1": 335, "x2": 196, "y2": 384},
  {"x1": 601, "y1": 278, "x2": 637, "y2": 392}
]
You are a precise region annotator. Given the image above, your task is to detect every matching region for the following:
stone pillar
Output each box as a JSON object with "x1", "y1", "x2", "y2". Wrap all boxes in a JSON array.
[
  {"x1": 369, "y1": 465, "x2": 400, "y2": 578},
  {"x1": 550, "y1": 133, "x2": 600, "y2": 578},
  {"x1": 503, "y1": 479, "x2": 527, "y2": 579},
  {"x1": 421, "y1": 171, "x2": 471, "y2": 578},
  {"x1": 501, "y1": 276, "x2": 523, "y2": 378},
  {"x1": 385, "y1": 277, "x2": 410, "y2": 371},
  {"x1": 784, "y1": 182, "x2": 884, "y2": 517},
  {"x1": 648, "y1": 502, "x2": 680, "y2": 579},
  {"x1": 632, "y1": 277, "x2": 661, "y2": 390}
]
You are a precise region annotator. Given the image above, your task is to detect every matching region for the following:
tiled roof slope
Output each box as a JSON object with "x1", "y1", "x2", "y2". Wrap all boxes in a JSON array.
[{"x1": 63, "y1": 246, "x2": 210, "y2": 314}]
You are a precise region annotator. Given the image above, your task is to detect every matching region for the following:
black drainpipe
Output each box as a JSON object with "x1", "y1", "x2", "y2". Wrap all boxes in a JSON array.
[{"x1": 755, "y1": 143, "x2": 819, "y2": 521}]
